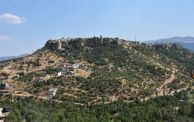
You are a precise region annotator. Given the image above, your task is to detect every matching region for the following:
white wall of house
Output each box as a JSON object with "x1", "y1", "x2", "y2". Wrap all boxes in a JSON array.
[
  {"x1": 0, "y1": 108, "x2": 3, "y2": 116},
  {"x1": 0, "y1": 108, "x2": 5, "y2": 122},
  {"x1": 57, "y1": 72, "x2": 62, "y2": 77}
]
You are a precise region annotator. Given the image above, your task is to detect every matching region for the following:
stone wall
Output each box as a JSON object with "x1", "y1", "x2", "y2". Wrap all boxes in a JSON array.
[{"x1": 45, "y1": 37, "x2": 130, "y2": 50}]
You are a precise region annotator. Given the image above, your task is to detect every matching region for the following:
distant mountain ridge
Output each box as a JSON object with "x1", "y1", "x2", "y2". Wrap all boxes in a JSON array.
[
  {"x1": 145, "y1": 36, "x2": 194, "y2": 51},
  {"x1": 0, "y1": 56, "x2": 17, "y2": 61},
  {"x1": 0, "y1": 54, "x2": 28, "y2": 62}
]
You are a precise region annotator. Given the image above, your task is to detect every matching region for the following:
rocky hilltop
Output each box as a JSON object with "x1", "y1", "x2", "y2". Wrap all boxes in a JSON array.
[
  {"x1": 45, "y1": 36, "x2": 183, "y2": 51},
  {"x1": 0, "y1": 37, "x2": 194, "y2": 106},
  {"x1": 45, "y1": 37, "x2": 132, "y2": 50}
]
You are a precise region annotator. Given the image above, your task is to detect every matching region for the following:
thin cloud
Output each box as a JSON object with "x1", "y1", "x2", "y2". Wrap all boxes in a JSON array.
[
  {"x1": 0, "y1": 13, "x2": 25, "y2": 24},
  {"x1": 0, "y1": 35, "x2": 11, "y2": 41}
]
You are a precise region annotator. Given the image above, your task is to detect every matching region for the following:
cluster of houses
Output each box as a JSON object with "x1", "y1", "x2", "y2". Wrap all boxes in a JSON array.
[
  {"x1": 57, "y1": 63, "x2": 82, "y2": 77},
  {"x1": 44, "y1": 63, "x2": 85, "y2": 98},
  {"x1": 30, "y1": 62, "x2": 91, "y2": 99},
  {"x1": 44, "y1": 63, "x2": 83, "y2": 98}
]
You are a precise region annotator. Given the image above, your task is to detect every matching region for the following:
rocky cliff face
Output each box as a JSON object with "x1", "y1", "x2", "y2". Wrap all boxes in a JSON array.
[{"x1": 45, "y1": 37, "x2": 131, "y2": 50}]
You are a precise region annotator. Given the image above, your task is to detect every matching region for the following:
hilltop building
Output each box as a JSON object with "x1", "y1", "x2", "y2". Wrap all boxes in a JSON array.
[{"x1": 45, "y1": 37, "x2": 132, "y2": 50}]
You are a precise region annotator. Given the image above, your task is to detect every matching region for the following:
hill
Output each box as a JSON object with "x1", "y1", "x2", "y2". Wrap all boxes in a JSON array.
[
  {"x1": 1, "y1": 37, "x2": 194, "y2": 121},
  {"x1": 0, "y1": 37, "x2": 194, "y2": 122},
  {"x1": 0, "y1": 37, "x2": 193, "y2": 104},
  {"x1": 145, "y1": 36, "x2": 194, "y2": 51}
]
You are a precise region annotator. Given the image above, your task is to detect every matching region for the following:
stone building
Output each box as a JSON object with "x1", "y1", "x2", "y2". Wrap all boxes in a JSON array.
[{"x1": 45, "y1": 37, "x2": 130, "y2": 50}]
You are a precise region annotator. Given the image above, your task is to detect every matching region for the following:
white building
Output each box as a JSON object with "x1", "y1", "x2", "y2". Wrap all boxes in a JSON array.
[
  {"x1": 73, "y1": 64, "x2": 80, "y2": 69},
  {"x1": 57, "y1": 72, "x2": 62, "y2": 77},
  {"x1": 46, "y1": 88, "x2": 58, "y2": 99},
  {"x1": 0, "y1": 108, "x2": 5, "y2": 122}
]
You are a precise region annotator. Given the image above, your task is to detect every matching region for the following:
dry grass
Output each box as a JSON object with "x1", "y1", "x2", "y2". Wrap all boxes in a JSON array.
[{"x1": 75, "y1": 69, "x2": 91, "y2": 78}]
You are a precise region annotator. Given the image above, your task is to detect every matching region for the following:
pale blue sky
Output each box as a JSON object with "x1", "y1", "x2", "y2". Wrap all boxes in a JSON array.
[{"x1": 0, "y1": 0, "x2": 194, "y2": 56}]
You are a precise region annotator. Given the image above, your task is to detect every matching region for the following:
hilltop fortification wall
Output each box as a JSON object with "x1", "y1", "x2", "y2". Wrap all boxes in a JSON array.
[{"x1": 45, "y1": 37, "x2": 130, "y2": 50}]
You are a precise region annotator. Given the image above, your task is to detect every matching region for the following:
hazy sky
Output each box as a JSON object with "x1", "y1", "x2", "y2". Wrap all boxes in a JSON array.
[{"x1": 0, "y1": 0, "x2": 194, "y2": 56}]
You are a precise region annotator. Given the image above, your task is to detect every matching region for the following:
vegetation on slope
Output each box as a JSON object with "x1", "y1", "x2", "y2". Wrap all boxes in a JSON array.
[
  {"x1": 0, "y1": 38, "x2": 194, "y2": 122},
  {"x1": 0, "y1": 91, "x2": 194, "y2": 122}
]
